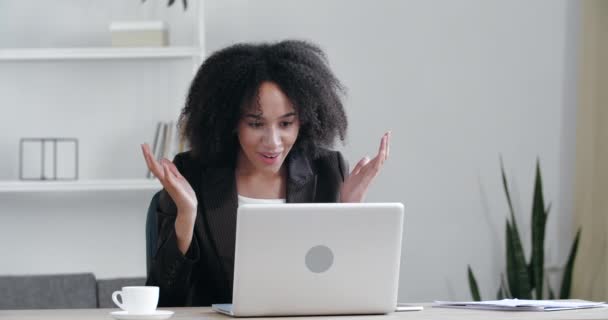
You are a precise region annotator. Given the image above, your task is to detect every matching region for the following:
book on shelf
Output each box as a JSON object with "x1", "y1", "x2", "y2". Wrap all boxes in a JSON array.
[
  {"x1": 147, "y1": 121, "x2": 188, "y2": 179},
  {"x1": 147, "y1": 122, "x2": 163, "y2": 178},
  {"x1": 163, "y1": 121, "x2": 174, "y2": 160}
]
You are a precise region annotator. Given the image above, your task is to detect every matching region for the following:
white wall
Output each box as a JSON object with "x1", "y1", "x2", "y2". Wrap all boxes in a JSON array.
[
  {"x1": 0, "y1": 0, "x2": 579, "y2": 302},
  {"x1": 204, "y1": 0, "x2": 579, "y2": 301},
  {"x1": 0, "y1": 191, "x2": 156, "y2": 278}
]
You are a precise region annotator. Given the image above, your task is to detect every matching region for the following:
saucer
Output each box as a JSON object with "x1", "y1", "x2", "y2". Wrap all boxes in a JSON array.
[{"x1": 110, "y1": 310, "x2": 174, "y2": 320}]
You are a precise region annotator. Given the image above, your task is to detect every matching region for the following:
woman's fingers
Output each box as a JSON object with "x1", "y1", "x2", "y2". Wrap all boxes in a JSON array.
[
  {"x1": 142, "y1": 143, "x2": 154, "y2": 160},
  {"x1": 385, "y1": 131, "x2": 390, "y2": 160},
  {"x1": 363, "y1": 134, "x2": 387, "y2": 172},
  {"x1": 141, "y1": 144, "x2": 152, "y2": 168},
  {"x1": 358, "y1": 133, "x2": 390, "y2": 179},
  {"x1": 162, "y1": 161, "x2": 176, "y2": 190},
  {"x1": 164, "y1": 158, "x2": 185, "y2": 179},
  {"x1": 377, "y1": 133, "x2": 388, "y2": 164},
  {"x1": 141, "y1": 144, "x2": 163, "y2": 179},
  {"x1": 341, "y1": 132, "x2": 391, "y2": 203},
  {"x1": 351, "y1": 156, "x2": 370, "y2": 176}
]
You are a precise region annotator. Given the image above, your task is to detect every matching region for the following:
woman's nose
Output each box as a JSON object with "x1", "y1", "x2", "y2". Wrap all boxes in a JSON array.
[{"x1": 262, "y1": 127, "x2": 281, "y2": 147}]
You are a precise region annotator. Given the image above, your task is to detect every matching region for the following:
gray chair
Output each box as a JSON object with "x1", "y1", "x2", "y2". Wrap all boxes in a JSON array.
[
  {"x1": 96, "y1": 277, "x2": 146, "y2": 308},
  {"x1": 0, "y1": 273, "x2": 97, "y2": 309},
  {"x1": 145, "y1": 191, "x2": 161, "y2": 273}
]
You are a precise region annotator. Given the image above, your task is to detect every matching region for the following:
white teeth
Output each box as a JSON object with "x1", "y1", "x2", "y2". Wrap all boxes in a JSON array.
[{"x1": 262, "y1": 153, "x2": 279, "y2": 158}]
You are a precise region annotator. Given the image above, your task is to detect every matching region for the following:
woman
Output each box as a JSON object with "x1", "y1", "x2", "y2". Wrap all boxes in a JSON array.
[{"x1": 142, "y1": 40, "x2": 390, "y2": 307}]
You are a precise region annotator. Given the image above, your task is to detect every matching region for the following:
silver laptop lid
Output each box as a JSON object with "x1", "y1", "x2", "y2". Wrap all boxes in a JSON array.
[{"x1": 231, "y1": 203, "x2": 404, "y2": 317}]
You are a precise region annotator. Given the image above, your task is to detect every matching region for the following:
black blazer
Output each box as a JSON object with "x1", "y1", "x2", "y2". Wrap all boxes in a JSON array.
[{"x1": 146, "y1": 148, "x2": 348, "y2": 307}]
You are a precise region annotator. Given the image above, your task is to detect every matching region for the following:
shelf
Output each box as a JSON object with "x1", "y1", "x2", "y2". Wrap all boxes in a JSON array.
[
  {"x1": 0, "y1": 47, "x2": 202, "y2": 61},
  {"x1": 0, "y1": 179, "x2": 162, "y2": 192}
]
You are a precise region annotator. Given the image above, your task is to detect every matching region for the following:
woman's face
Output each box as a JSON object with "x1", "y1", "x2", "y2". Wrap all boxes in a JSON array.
[{"x1": 236, "y1": 81, "x2": 300, "y2": 175}]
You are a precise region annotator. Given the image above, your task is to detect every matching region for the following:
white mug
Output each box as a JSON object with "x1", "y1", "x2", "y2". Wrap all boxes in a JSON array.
[{"x1": 112, "y1": 286, "x2": 159, "y2": 314}]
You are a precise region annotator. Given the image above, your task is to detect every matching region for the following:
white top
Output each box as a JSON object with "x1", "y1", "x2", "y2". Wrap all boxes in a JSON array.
[{"x1": 238, "y1": 194, "x2": 286, "y2": 206}]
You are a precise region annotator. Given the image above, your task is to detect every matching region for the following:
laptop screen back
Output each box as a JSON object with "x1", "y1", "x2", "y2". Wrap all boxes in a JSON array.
[{"x1": 231, "y1": 202, "x2": 404, "y2": 317}]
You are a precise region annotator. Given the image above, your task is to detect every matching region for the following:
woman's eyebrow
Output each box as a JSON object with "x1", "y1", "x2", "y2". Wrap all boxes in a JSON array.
[
  {"x1": 244, "y1": 114, "x2": 262, "y2": 119},
  {"x1": 243, "y1": 112, "x2": 296, "y2": 119}
]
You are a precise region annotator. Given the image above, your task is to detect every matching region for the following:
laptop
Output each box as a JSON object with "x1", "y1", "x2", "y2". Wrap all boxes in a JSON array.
[{"x1": 212, "y1": 202, "x2": 405, "y2": 317}]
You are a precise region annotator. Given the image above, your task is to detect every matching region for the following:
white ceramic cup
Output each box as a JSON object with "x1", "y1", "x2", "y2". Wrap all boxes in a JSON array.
[{"x1": 112, "y1": 286, "x2": 159, "y2": 314}]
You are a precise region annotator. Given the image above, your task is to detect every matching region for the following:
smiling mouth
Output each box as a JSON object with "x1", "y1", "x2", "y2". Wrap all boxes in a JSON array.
[{"x1": 260, "y1": 152, "x2": 280, "y2": 159}]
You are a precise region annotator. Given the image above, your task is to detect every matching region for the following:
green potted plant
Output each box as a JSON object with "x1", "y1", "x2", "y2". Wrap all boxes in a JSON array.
[{"x1": 467, "y1": 159, "x2": 581, "y2": 300}]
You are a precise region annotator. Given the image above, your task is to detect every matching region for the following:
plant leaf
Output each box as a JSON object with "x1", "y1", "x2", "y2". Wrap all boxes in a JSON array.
[
  {"x1": 500, "y1": 157, "x2": 517, "y2": 226},
  {"x1": 501, "y1": 272, "x2": 512, "y2": 298},
  {"x1": 506, "y1": 220, "x2": 532, "y2": 298},
  {"x1": 530, "y1": 159, "x2": 547, "y2": 299},
  {"x1": 468, "y1": 265, "x2": 482, "y2": 301},
  {"x1": 560, "y1": 228, "x2": 582, "y2": 299},
  {"x1": 547, "y1": 274, "x2": 555, "y2": 299},
  {"x1": 506, "y1": 221, "x2": 516, "y2": 295},
  {"x1": 501, "y1": 159, "x2": 531, "y2": 298},
  {"x1": 496, "y1": 283, "x2": 504, "y2": 300},
  {"x1": 527, "y1": 262, "x2": 535, "y2": 292}
]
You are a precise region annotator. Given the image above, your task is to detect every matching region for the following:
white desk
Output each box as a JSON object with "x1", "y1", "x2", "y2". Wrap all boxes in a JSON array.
[{"x1": 1, "y1": 304, "x2": 607, "y2": 320}]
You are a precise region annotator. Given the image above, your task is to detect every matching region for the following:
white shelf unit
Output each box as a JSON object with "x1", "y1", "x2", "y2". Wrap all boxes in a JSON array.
[
  {"x1": 0, "y1": 179, "x2": 162, "y2": 192},
  {"x1": 0, "y1": 47, "x2": 202, "y2": 61},
  {"x1": 0, "y1": 1, "x2": 208, "y2": 280},
  {"x1": 0, "y1": 1, "x2": 206, "y2": 193}
]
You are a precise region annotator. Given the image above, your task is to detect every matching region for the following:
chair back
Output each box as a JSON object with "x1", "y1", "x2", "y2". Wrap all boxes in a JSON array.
[
  {"x1": 145, "y1": 191, "x2": 161, "y2": 274},
  {"x1": 0, "y1": 273, "x2": 97, "y2": 309}
]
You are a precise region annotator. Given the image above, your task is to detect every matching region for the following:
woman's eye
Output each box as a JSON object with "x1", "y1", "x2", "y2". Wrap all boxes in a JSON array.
[
  {"x1": 248, "y1": 122, "x2": 263, "y2": 128},
  {"x1": 280, "y1": 121, "x2": 293, "y2": 128}
]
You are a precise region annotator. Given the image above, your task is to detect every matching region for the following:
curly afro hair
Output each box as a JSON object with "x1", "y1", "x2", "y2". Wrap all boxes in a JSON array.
[{"x1": 179, "y1": 39, "x2": 348, "y2": 166}]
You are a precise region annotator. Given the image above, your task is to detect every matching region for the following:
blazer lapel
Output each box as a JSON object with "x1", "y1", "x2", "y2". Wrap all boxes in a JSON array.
[
  {"x1": 286, "y1": 149, "x2": 317, "y2": 203},
  {"x1": 201, "y1": 166, "x2": 238, "y2": 291}
]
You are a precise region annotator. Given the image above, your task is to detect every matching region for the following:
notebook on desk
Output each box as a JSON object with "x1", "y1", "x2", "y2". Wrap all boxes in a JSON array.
[{"x1": 212, "y1": 203, "x2": 406, "y2": 317}]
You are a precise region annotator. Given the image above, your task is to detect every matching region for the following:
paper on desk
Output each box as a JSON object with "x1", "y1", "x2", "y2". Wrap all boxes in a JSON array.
[
  {"x1": 433, "y1": 299, "x2": 606, "y2": 311},
  {"x1": 395, "y1": 303, "x2": 424, "y2": 312}
]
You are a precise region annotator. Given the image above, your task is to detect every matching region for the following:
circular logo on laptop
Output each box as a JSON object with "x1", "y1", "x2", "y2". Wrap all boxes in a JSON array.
[{"x1": 305, "y1": 245, "x2": 334, "y2": 273}]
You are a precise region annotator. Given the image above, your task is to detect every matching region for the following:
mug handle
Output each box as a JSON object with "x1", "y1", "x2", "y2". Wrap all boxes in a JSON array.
[{"x1": 112, "y1": 291, "x2": 126, "y2": 310}]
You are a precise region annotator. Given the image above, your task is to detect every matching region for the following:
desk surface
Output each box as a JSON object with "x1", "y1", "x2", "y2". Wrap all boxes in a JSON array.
[{"x1": 1, "y1": 304, "x2": 607, "y2": 320}]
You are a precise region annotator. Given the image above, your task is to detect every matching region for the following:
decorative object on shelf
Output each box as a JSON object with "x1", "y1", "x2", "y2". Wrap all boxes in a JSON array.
[
  {"x1": 142, "y1": 0, "x2": 188, "y2": 10},
  {"x1": 19, "y1": 138, "x2": 79, "y2": 181},
  {"x1": 109, "y1": 0, "x2": 190, "y2": 47},
  {"x1": 110, "y1": 21, "x2": 169, "y2": 47},
  {"x1": 466, "y1": 159, "x2": 581, "y2": 301}
]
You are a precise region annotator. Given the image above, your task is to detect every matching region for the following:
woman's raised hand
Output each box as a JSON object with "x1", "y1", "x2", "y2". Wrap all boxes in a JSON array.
[
  {"x1": 340, "y1": 131, "x2": 390, "y2": 203},
  {"x1": 141, "y1": 143, "x2": 198, "y2": 214}
]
